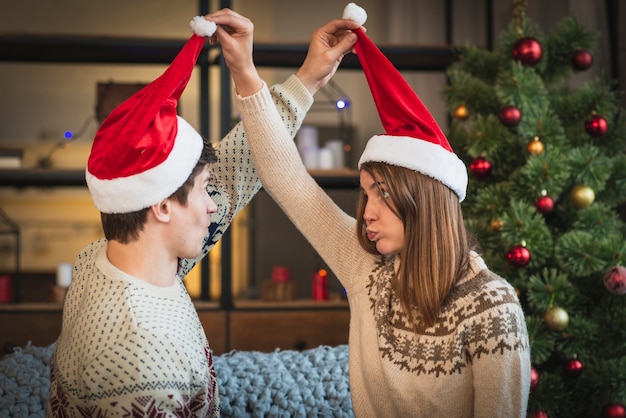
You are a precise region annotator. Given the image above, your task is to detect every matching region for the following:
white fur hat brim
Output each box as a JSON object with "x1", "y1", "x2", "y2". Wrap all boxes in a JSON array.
[
  {"x1": 358, "y1": 135, "x2": 468, "y2": 202},
  {"x1": 86, "y1": 116, "x2": 203, "y2": 213}
]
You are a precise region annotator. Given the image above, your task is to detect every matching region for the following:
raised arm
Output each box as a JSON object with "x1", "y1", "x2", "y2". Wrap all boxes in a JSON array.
[
  {"x1": 212, "y1": 9, "x2": 360, "y2": 97},
  {"x1": 221, "y1": 17, "x2": 367, "y2": 284},
  {"x1": 178, "y1": 10, "x2": 320, "y2": 276}
]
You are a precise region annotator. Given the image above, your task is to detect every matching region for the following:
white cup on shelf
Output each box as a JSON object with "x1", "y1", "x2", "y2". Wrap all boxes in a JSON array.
[
  {"x1": 56, "y1": 262, "x2": 73, "y2": 288},
  {"x1": 318, "y1": 147, "x2": 334, "y2": 169}
]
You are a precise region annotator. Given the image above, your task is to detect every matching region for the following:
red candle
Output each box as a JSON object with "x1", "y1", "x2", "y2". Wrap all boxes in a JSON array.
[
  {"x1": 312, "y1": 269, "x2": 328, "y2": 301},
  {"x1": 0, "y1": 275, "x2": 12, "y2": 303}
]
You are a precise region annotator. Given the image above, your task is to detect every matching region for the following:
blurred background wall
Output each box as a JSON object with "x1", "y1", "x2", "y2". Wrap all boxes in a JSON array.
[{"x1": 0, "y1": 0, "x2": 619, "y2": 279}]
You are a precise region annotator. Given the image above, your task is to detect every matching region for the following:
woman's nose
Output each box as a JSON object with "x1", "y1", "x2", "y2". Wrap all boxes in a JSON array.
[{"x1": 363, "y1": 202, "x2": 377, "y2": 222}]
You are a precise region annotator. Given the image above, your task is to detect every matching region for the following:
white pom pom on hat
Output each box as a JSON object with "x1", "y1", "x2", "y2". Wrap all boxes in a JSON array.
[
  {"x1": 343, "y1": 3, "x2": 368, "y2": 26},
  {"x1": 86, "y1": 17, "x2": 216, "y2": 214},
  {"x1": 190, "y1": 16, "x2": 217, "y2": 37},
  {"x1": 342, "y1": 3, "x2": 468, "y2": 202}
]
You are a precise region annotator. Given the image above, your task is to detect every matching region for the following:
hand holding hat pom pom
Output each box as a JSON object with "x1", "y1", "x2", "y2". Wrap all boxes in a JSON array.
[
  {"x1": 341, "y1": 2, "x2": 468, "y2": 202},
  {"x1": 343, "y1": 3, "x2": 368, "y2": 25},
  {"x1": 190, "y1": 16, "x2": 217, "y2": 37}
]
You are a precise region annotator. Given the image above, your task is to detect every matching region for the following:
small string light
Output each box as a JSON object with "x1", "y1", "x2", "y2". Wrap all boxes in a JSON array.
[{"x1": 335, "y1": 99, "x2": 350, "y2": 110}]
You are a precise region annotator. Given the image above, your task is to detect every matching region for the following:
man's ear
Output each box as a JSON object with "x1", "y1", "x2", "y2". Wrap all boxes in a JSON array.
[{"x1": 151, "y1": 199, "x2": 172, "y2": 222}]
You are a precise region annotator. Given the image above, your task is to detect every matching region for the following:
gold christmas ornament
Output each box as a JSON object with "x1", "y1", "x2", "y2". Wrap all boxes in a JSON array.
[
  {"x1": 527, "y1": 136, "x2": 544, "y2": 155},
  {"x1": 491, "y1": 218, "x2": 505, "y2": 231},
  {"x1": 544, "y1": 306, "x2": 569, "y2": 331},
  {"x1": 570, "y1": 184, "x2": 595, "y2": 208},
  {"x1": 453, "y1": 104, "x2": 470, "y2": 120}
]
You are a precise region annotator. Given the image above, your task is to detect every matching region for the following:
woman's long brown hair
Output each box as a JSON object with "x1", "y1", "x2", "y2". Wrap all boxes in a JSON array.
[{"x1": 356, "y1": 162, "x2": 475, "y2": 329}]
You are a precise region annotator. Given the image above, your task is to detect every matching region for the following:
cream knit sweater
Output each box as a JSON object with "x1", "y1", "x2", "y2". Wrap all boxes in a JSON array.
[
  {"x1": 238, "y1": 77, "x2": 531, "y2": 418},
  {"x1": 46, "y1": 75, "x2": 313, "y2": 418}
]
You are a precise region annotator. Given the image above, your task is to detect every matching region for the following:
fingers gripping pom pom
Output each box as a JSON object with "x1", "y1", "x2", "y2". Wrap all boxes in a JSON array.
[
  {"x1": 190, "y1": 16, "x2": 217, "y2": 37},
  {"x1": 343, "y1": 3, "x2": 367, "y2": 25}
]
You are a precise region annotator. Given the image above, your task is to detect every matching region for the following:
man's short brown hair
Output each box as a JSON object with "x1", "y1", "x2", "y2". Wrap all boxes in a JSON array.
[{"x1": 101, "y1": 138, "x2": 217, "y2": 244}]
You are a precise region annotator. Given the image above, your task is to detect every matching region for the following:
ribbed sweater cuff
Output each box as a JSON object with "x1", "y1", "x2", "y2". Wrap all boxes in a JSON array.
[{"x1": 235, "y1": 74, "x2": 313, "y2": 116}]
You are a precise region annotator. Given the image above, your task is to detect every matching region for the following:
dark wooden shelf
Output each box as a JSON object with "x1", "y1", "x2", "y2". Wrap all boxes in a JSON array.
[
  {"x1": 0, "y1": 34, "x2": 458, "y2": 71},
  {"x1": 0, "y1": 168, "x2": 359, "y2": 189},
  {"x1": 0, "y1": 169, "x2": 86, "y2": 187},
  {"x1": 234, "y1": 298, "x2": 349, "y2": 311}
]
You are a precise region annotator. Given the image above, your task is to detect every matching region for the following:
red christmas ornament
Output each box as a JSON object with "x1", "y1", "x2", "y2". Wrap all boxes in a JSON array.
[
  {"x1": 585, "y1": 114, "x2": 608, "y2": 137},
  {"x1": 530, "y1": 366, "x2": 540, "y2": 391},
  {"x1": 512, "y1": 37, "x2": 543, "y2": 66},
  {"x1": 507, "y1": 245, "x2": 531, "y2": 268},
  {"x1": 499, "y1": 105, "x2": 522, "y2": 127},
  {"x1": 604, "y1": 266, "x2": 626, "y2": 295},
  {"x1": 572, "y1": 49, "x2": 593, "y2": 71},
  {"x1": 531, "y1": 411, "x2": 549, "y2": 418},
  {"x1": 602, "y1": 403, "x2": 626, "y2": 418},
  {"x1": 535, "y1": 195, "x2": 554, "y2": 214},
  {"x1": 564, "y1": 358, "x2": 584, "y2": 377},
  {"x1": 470, "y1": 157, "x2": 492, "y2": 177}
]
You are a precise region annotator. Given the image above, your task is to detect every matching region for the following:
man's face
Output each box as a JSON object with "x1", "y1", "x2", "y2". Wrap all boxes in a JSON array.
[{"x1": 169, "y1": 167, "x2": 218, "y2": 259}]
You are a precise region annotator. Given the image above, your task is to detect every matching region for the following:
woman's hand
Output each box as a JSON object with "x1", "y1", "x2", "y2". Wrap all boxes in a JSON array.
[{"x1": 295, "y1": 19, "x2": 361, "y2": 95}]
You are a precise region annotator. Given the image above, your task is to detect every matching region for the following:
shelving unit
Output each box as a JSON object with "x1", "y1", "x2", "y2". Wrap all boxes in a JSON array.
[
  {"x1": 0, "y1": 29, "x2": 457, "y2": 304},
  {"x1": 0, "y1": 168, "x2": 362, "y2": 189},
  {"x1": 0, "y1": 207, "x2": 20, "y2": 302},
  {"x1": 0, "y1": 31, "x2": 456, "y2": 70},
  {"x1": 0, "y1": 0, "x2": 461, "y2": 353}
]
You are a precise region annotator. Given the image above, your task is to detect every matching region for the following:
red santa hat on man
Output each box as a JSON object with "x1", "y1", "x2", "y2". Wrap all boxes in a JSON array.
[
  {"x1": 343, "y1": 3, "x2": 468, "y2": 201},
  {"x1": 86, "y1": 17, "x2": 217, "y2": 214}
]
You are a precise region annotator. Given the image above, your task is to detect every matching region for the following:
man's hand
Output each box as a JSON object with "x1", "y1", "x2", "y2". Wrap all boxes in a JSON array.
[{"x1": 205, "y1": 9, "x2": 263, "y2": 97}]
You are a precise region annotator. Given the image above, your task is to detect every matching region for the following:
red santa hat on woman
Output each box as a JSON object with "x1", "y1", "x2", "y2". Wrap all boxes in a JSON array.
[
  {"x1": 343, "y1": 3, "x2": 468, "y2": 201},
  {"x1": 86, "y1": 17, "x2": 217, "y2": 214}
]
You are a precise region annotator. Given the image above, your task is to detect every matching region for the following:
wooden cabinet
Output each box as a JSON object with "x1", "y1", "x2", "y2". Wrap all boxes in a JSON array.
[
  {"x1": 0, "y1": 304, "x2": 63, "y2": 354},
  {"x1": 1, "y1": 302, "x2": 349, "y2": 356},
  {"x1": 196, "y1": 306, "x2": 228, "y2": 355},
  {"x1": 229, "y1": 301, "x2": 349, "y2": 352}
]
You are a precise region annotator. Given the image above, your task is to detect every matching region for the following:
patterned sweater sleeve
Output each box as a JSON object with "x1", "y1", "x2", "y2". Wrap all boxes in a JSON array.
[
  {"x1": 179, "y1": 75, "x2": 313, "y2": 276},
  {"x1": 234, "y1": 79, "x2": 364, "y2": 287},
  {"x1": 467, "y1": 273, "x2": 531, "y2": 417}
]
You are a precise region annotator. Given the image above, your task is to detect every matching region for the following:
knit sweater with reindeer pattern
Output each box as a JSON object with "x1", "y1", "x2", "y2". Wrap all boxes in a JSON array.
[{"x1": 237, "y1": 79, "x2": 531, "y2": 418}]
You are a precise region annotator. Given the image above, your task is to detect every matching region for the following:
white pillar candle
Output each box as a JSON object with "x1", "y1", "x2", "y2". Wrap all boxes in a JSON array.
[
  {"x1": 318, "y1": 147, "x2": 334, "y2": 169},
  {"x1": 325, "y1": 140, "x2": 345, "y2": 168},
  {"x1": 296, "y1": 126, "x2": 319, "y2": 155},
  {"x1": 301, "y1": 147, "x2": 319, "y2": 169},
  {"x1": 56, "y1": 262, "x2": 73, "y2": 288}
]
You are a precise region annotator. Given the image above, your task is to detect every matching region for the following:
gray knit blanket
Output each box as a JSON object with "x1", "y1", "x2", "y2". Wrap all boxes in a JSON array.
[{"x1": 0, "y1": 343, "x2": 353, "y2": 417}]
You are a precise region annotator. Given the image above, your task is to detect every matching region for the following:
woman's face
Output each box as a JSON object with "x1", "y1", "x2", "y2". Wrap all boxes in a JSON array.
[{"x1": 359, "y1": 170, "x2": 405, "y2": 256}]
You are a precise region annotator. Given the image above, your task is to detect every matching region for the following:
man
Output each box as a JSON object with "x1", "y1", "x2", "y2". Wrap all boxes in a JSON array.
[{"x1": 46, "y1": 9, "x2": 356, "y2": 416}]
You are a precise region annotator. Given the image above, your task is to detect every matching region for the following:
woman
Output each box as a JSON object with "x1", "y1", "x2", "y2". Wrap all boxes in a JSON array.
[{"x1": 222, "y1": 4, "x2": 531, "y2": 417}]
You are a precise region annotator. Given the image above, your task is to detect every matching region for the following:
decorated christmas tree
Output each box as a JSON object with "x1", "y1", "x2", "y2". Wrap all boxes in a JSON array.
[{"x1": 443, "y1": 1, "x2": 626, "y2": 417}]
